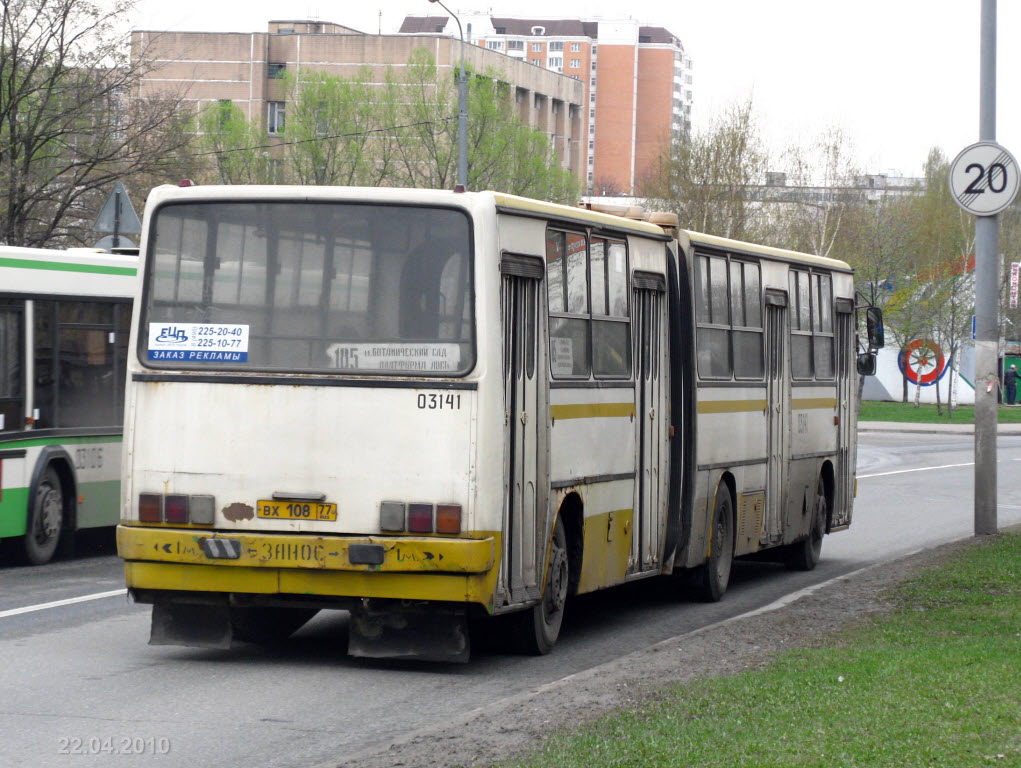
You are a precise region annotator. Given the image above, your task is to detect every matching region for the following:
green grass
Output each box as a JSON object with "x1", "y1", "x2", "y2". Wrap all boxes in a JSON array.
[
  {"x1": 503, "y1": 533, "x2": 1021, "y2": 768},
  {"x1": 859, "y1": 400, "x2": 1021, "y2": 424}
]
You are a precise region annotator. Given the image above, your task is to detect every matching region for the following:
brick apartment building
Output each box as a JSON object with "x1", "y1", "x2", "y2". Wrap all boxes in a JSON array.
[
  {"x1": 131, "y1": 20, "x2": 585, "y2": 183},
  {"x1": 400, "y1": 14, "x2": 693, "y2": 194}
]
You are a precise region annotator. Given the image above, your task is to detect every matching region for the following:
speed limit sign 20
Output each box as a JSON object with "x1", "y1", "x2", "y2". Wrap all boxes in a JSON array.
[{"x1": 949, "y1": 141, "x2": 1019, "y2": 216}]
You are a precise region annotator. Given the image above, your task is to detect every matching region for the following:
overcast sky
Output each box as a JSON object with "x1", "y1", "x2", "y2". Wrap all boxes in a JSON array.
[{"x1": 129, "y1": 0, "x2": 1020, "y2": 178}]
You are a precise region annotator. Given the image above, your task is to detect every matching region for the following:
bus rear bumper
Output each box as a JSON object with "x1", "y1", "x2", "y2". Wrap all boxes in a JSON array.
[{"x1": 117, "y1": 525, "x2": 499, "y2": 605}]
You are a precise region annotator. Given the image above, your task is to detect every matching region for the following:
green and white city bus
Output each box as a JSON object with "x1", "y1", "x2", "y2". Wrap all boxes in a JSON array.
[{"x1": 0, "y1": 246, "x2": 137, "y2": 564}]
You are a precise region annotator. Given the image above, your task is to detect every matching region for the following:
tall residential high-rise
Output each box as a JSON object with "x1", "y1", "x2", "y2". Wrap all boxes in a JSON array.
[{"x1": 400, "y1": 14, "x2": 693, "y2": 195}]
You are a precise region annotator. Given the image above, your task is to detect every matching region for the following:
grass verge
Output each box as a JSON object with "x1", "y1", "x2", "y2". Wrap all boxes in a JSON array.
[
  {"x1": 860, "y1": 400, "x2": 1021, "y2": 424},
  {"x1": 503, "y1": 533, "x2": 1021, "y2": 768}
]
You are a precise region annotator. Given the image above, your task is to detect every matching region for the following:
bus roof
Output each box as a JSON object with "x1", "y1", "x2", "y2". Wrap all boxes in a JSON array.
[
  {"x1": 0, "y1": 246, "x2": 138, "y2": 298},
  {"x1": 142, "y1": 186, "x2": 852, "y2": 272},
  {"x1": 490, "y1": 192, "x2": 669, "y2": 237},
  {"x1": 681, "y1": 230, "x2": 852, "y2": 272},
  {"x1": 144, "y1": 185, "x2": 672, "y2": 239}
]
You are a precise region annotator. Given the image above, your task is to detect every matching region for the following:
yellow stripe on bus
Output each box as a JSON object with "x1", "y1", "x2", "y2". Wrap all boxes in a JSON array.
[
  {"x1": 550, "y1": 402, "x2": 635, "y2": 420},
  {"x1": 696, "y1": 397, "x2": 837, "y2": 414},
  {"x1": 696, "y1": 399, "x2": 768, "y2": 414},
  {"x1": 792, "y1": 397, "x2": 838, "y2": 410}
]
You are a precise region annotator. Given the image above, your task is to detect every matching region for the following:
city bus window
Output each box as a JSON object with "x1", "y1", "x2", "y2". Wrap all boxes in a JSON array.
[
  {"x1": 592, "y1": 238, "x2": 629, "y2": 378},
  {"x1": 694, "y1": 254, "x2": 732, "y2": 379},
  {"x1": 0, "y1": 305, "x2": 23, "y2": 431},
  {"x1": 589, "y1": 239, "x2": 606, "y2": 315},
  {"x1": 813, "y1": 273, "x2": 834, "y2": 379},
  {"x1": 565, "y1": 232, "x2": 588, "y2": 314},
  {"x1": 547, "y1": 229, "x2": 591, "y2": 378},
  {"x1": 732, "y1": 261, "x2": 764, "y2": 380},
  {"x1": 57, "y1": 302, "x2": 117, "y2": 427},
  {"x1": 146, "y1": 202, "x2": 474, "y2": 376},
  {"x1": 789, "y1": 270, "x2": 814, "y2": 379}
]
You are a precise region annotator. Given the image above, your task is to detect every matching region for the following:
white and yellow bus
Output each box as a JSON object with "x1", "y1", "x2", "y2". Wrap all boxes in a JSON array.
[
  {"x1": 1, "y1": 247, "x2": 137, "y2": 564},
  {"x1": 117, "y1": 185, "x2": 881, "y2": 660}
]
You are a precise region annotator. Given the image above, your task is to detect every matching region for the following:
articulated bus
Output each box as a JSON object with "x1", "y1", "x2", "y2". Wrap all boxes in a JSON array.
[
  {"x1": 1, "y1": 247, "x2": 137, "y2": 565},
  {"x1": 117, "y1": 185, "x2": 881, "y2": 660}
]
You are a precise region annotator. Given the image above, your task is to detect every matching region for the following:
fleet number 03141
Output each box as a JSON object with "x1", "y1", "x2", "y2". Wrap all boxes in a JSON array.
[{"x1": 417, "y1": 393, "x2": 462, "y2": 410}]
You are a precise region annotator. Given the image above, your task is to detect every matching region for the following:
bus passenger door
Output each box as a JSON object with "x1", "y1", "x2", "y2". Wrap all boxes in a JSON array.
[
  {"x1": 832, "y1": 306, "x2": 855, "y2": 529},
  {"x1": 501, "y1": 264, "x2": 548, "y2": 605},
  {"x1": 631, "y1": 280, "x2": 665, "y2": 573},
  {"x1": 764, "y1": 293, "x2": 790, "y2": 544}
]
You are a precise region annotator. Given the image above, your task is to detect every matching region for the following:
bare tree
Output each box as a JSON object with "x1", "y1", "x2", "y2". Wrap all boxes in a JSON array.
[
  {"x1": 640, "y1": 97, "x2": 767, "y2": 240},
  {"x1": 771, "y1": 127, "x2": 861, "y2": 258},
  {"x1": 0, "y1": 0, "x2": 193, "y2": 247}
]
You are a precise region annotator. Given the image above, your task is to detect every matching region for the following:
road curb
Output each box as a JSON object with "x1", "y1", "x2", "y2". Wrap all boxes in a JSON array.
[{"x1": 858, "y1": 420, "x2": 1021, "y2": 436}]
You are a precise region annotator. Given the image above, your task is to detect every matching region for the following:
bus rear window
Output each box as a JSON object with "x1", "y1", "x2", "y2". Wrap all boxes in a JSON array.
[{"x1": 142, "y1": 202, "x2": 474, "y2": 376}]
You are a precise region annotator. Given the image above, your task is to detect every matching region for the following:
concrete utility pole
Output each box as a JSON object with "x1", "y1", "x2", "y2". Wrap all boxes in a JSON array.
[
  {"x1": 428, "y1": 0, "x2": 468, "y2": 191},
  {"x1": 974, "y1": 0, "x2": 999, "y2": 535}
]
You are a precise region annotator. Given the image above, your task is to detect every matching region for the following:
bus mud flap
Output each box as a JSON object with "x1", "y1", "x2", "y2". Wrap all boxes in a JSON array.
[
  {"x1": 149, "y1": 601, "x2": 232, "y2": 649},
  {"x1": 348, "y1": 600, "x2": 469, "y2": 663}
]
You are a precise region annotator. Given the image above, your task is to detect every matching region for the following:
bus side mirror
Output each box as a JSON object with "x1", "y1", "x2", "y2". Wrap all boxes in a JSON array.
[
  {"x1": 866, "y1": 307, "x2": 885, "y2": 349},
  {"x1": 856, "y1": 352, "x2": 877, "y2": 376}
]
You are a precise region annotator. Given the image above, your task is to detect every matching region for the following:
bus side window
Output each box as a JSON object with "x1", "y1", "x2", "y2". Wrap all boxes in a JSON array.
[
  {"x1": 732, "y1": 261, "x2": 764, "y2": 380},
  {"x1": 813, "y1": 273, "x2": 834, "y2": 379},
  {"x1": 591, "y1": 238, "x2": 630, "y2": 378},
  {"x1": 789, "y1": 269, "x2": 814, "y2": 379},
  {"x1": 546, "y1": 230, "x2": 591, "y2": 378},
  {"x1": 694, "y1": 254, "x2": 732, "y2": 379},
  {"x1": 0, "y1": 306, "x2": 24, "y2": 431}
]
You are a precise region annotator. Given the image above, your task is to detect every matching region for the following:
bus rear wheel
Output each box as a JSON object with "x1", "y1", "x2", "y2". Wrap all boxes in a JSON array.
[
  {"x1": 785, "y1": 477, "x2": 826, "y2": 571},
  {"x1": 514, "y1": 517, "x2": 569, "y2": 655},
  {"x1": 23, "y1": 467, "x2": 63, "y2": 566},
  {"x1": 692, "y1": 484, "x2": 735, "y2": 602}
]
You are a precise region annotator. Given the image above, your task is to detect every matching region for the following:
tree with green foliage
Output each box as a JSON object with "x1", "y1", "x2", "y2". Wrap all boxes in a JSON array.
[
  {"x1": 908, "y1": 149, "x2": 975, "y2": 413},
  {"x1": 283, "y1": 68, "x2": 388, "y2": 186},
  {"x1": 194, "y1": 48, "x2": 579, "y2": 202},
  {"x1": 197, "y1": 100, "x2": 275, "y2": 184}
]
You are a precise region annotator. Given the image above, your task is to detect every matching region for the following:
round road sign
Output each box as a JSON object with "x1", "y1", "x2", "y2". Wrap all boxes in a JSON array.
[
  {"x1": 897, "y1": 338, "x2": 950, "y2": 387},
  {"x1": 948, "y1": 141, "x2": 1019, "y2": 216}
]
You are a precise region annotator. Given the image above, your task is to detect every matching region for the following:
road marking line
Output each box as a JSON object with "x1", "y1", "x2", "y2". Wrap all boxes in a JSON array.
[
  {"x1": 858, "y1": 461, "x2": 974, "y2": 479},
  {"x1": 0, "y1": 588, "x2": 127, "y2": 619}
]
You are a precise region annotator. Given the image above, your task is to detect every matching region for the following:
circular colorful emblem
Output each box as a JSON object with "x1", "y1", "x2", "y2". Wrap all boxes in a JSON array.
[{"x1": 897, "y1": 339, "x2": 949, "y2": 386}]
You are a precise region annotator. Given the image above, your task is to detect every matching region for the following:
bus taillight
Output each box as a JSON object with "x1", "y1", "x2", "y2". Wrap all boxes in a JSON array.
[
  {"x1": 435, "y1": 504, "x2": 462, "y2": 534},
  {"x1": 139, "y1": 493, "x2": 162, "y2": 522},
  {"x1": 407, "y1": 503, "x2": 433, "y2": 533},
  {"x1": 164, "y1": 495, "x2": 189, "y2": 523},
  {"x1": 138, "y1": 493, "x2": 215, "y2": 525}
]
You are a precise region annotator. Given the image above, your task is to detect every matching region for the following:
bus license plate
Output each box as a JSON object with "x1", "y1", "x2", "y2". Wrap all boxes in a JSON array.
[{"x1": 256, "y1": 500, "x2": 338, "y2": 521}]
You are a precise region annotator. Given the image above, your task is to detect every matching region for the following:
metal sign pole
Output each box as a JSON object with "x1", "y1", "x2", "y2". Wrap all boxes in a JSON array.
[{"x1": 974, "y1": 0, "x2": 998, "y2": 535}]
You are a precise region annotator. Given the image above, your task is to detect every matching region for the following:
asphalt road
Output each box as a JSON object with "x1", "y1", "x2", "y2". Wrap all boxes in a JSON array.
[{"x1": 2, "y1": 431, "x2": 1020, "y2": 768}]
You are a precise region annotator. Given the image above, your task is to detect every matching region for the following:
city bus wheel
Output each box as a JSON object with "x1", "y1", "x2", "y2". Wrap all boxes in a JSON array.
[
  {"x1": 693, "y1": 484, "x2": 734, "y2": 602},
  {"x1": 23, "y1": 467, "x2": 64, "y2": 566},
  {"x1": 229, "y1": 606, "x2": 319, "y2": 645},
  {"x1": 785, "y1": 477, "x2": 826, "y2": 571},
  {"x1": 515, "y1": 517, "x2": 569, "y2": 655}
]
